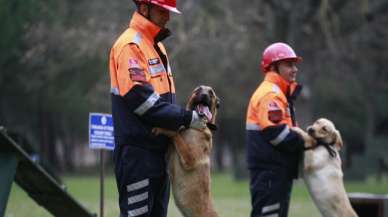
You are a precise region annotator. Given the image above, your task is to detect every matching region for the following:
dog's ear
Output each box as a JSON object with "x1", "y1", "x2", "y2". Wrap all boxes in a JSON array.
[
  {"x1": 192, "y1": 86, "x2": 202, "y2": 94},
  {"x1": 186, "y1": 91, "x2": 196, "y2": 110},
  {"x1": 335, "y1": 130, "x2": 343, "y2": 150}
]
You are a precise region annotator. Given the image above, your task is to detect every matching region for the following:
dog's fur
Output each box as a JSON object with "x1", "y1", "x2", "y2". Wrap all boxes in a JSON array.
[
  {"x1": 153, "y1": 85, "x2": 219, "y2": 217},
  {"x1": 293, "y1": 118, "x2": 358, "y2": 217}
]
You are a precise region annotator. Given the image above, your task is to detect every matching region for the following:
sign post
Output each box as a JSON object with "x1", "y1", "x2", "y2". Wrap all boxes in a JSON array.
[{"x1": 89, "y1": 113, "x2": 114, "y2": 217}]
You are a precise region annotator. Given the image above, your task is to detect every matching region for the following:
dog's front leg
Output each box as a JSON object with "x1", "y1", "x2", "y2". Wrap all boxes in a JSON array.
[
  {"x1": 292, "y1": 127, "x2": 317, "y2": 172},
  {"x1": 172, "y1": 135, "x2": 197, "y2": 170},
  {"x1": 153, "y1": 128, "x2": 197, "y2": 170},
  {"x1": 292, "y1": 127, "x2": 316, "y2": 148}
]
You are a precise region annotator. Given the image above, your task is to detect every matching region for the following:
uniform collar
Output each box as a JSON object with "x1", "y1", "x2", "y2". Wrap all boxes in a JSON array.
[
  {"x1": 129, "y1": 11, "x2": 171, "y2": 44},
  {"x1": 264, "y1": 71, "x2": 300, "y2": 98}
]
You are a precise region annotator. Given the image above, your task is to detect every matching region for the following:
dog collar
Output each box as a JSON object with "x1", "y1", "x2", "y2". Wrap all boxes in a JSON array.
[
  {"x1": 304, "y1": 140, "x2": 337, "y2": 158},
  {"x1": 207, "y1": 123, "x2": 217, "y2": 131}
]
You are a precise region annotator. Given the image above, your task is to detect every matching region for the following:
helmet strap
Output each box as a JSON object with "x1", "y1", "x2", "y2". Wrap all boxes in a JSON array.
[
  {"x1": 146, "y1": 1, "x2": 152, "y2": 20},
  {"x1": 274, "y1": 64, "x2": 279, "y2": 73},
  {"x1": 137, "y1": 1, "x2": 152, "y2": 20},
  {"x1": 269, "y1": 63, "x2": 279, "y2": 73}
]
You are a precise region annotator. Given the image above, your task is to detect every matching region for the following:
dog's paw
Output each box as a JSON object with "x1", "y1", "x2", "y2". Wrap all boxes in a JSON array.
[
  {"x1": 152, "y1": 128, "x2": 162, "y2": 136},
  {"x1": 152, "y1": 128, "x2": 177, "y2": 138},
  {"x1": 292, "y1": 127, "x2": 317, "y2": 148},
  {"x1": 292, "y1": 127, "x2": 308, "y2": 138}
]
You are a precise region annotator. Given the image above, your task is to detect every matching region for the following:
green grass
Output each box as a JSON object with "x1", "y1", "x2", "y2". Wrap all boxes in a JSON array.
[{"x1": 4, "y1": 173, "x2": 388, "y2": 217}]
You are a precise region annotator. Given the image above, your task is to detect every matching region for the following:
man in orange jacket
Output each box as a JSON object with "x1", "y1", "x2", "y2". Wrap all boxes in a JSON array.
[
  {"x1": 246, "y1": 42, "x2": 307, "y2": 217},
  {"x1": 109, "y1": 1, "x2": 207, "y2": 216}
]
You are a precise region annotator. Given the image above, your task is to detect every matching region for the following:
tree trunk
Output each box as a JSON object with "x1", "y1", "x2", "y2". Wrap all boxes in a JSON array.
[
  {"x1": 62, "y1": 120, "x2": 76, "y2": 172},
  {"x1": 39, "y1": 108, "x2": 59, "y2": 171}
]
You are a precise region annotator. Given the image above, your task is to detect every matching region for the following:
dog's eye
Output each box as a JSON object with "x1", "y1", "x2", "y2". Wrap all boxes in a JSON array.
[
  {"x1": 322, "y1": 126, "x2": 328, "y2": 132},
  {"x1": 193, "y1": 87, "x2": 201, "y2": 94}
]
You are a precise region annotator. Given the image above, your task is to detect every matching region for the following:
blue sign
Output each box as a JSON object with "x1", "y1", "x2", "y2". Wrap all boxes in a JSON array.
[{"x1": 89, "y1": 113, "x2": 115, "y2": 150}]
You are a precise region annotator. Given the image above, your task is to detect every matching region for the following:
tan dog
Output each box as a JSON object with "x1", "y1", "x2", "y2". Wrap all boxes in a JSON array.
[
  {"x1": 153, "y1": 85, "x2": 219, "y2": 217},
  {"x1": 293, "y1": 118, "x2": 358, "y2": 217}
]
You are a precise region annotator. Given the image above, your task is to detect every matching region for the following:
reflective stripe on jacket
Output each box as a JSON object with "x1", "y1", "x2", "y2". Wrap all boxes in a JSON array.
[{"x1": 109, "y1": 12, "x2": 192, "y2": 151}]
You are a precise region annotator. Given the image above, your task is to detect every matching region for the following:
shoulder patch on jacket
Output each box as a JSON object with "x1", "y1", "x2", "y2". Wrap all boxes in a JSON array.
[
  {"x1": 268, "y1": 101, "x2": 282, "y2": 123},
  {"x1": 128, "y1": 58, "x2": 146, "y2": 82}
]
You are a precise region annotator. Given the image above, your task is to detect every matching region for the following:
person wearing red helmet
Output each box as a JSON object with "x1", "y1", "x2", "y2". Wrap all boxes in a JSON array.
[
  {"x1": 245, "y1": 42, "x2": 307, "y2": 217},
  {"x1": 109, "y1": 1, "x2": 207, "y2": 217},
  {"x1": 134, "y1": 0, "x2": 181, "y2": 14}
]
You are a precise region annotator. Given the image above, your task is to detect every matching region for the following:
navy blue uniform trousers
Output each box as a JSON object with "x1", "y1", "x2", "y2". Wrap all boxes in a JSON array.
[
  {"x1": 114, "y1": 145, "x2": 170, "y2": 217},
  {"x1": 249, "y1": 168, "x2": 293, "y2": 217}
]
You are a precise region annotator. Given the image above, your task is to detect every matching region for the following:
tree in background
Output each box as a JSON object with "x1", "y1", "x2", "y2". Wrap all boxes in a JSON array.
[{"x1": 0, "y1": 0, "x2": 110, "y2": 171}]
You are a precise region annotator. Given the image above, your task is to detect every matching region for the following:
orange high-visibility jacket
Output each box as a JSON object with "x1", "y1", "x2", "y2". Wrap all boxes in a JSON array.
[
  {"x1": 245, "y1": 72, "x2": 304, "y2": 176},
  {"x1": 109, "y1": 12, "x2": 191, "y2": 150},
  {"x1": 246, "y1": 71, "x2": 299, "y2": 132},
  {"x1": 110, "y1": 11, "x2": 175, "y2": 98}
]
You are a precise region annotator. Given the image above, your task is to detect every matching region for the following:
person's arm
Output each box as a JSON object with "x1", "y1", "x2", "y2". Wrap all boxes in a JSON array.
[
  {"x1": 113, "y1": 43, "x2": 202, "y2": 130},
  {"x1": 256, "y1": 94, "x2": 305, "y2": 152}
]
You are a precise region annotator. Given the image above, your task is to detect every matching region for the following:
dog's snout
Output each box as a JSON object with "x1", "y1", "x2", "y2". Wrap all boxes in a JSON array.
[
  {"x1": 308, "y1": 128, "x2": 314, "y2": 134},
  {"x1": 199, "y1": 92, "x2": 209, "y2": 99},
  {"x1": 199, "y1": 93, "x2": 211, "y2": 104}
]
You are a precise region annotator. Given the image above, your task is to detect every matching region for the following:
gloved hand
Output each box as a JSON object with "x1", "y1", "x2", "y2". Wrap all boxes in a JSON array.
[{"x1": 190, "y1": 110, "x2": 208, "y2": 130}]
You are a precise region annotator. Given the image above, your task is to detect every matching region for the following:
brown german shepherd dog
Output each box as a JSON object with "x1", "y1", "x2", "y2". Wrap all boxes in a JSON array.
[{"x1": 153, "y1": 85, "x2": 219, "y2": 217}]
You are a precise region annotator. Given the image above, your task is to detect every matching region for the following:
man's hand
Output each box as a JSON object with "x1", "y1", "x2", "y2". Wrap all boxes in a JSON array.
[
  {"x1": 292, "y1": 127, "x2": 317, "y2": 148},
  {"x1": 190, "y1": 111, "x2": 208, "y2": 130},
  {"x1": 152, "y1": 127, "x2": 178, "y2": 138}
]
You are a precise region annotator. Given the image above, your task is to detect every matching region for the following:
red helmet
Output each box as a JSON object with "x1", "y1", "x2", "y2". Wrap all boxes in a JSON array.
[
  {"x1": 260, "y1": 42, "x2": 302, "y2": 73},
  {"x1": 134, "y1": 0, "x2": 181, "y2": 14}
]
